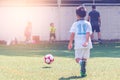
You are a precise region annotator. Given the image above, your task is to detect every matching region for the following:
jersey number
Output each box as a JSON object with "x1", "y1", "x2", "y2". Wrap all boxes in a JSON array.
[{"x1": 77, "y1": 24, "x2": 87, "y2": 35}]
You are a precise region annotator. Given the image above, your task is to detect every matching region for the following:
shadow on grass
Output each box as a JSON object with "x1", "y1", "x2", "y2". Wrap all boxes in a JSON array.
[
  {"x1": 42, "y1": 66, "x2": 52, "y2": 69},
  {"x1": 59, "y1": 76, "x2": 83, "y2": 80}
]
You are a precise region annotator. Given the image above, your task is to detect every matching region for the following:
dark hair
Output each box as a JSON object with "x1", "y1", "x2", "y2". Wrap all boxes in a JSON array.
[
  {"x1": 76, "y1": 6, "x2": 87, "y2": 18},
  {"x1": 92, "y1": 5, "x2": 96, "y2": 9}
]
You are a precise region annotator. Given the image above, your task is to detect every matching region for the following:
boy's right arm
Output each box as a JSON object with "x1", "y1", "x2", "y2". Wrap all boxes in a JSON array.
[{"x1": 68, "y1": 33, "x2": 75, "y2": 50}]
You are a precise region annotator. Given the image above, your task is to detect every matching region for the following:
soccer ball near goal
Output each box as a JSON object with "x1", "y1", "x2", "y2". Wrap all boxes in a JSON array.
[{"x1": 44, "y1": 54, "x2": 54, "y2": 64}]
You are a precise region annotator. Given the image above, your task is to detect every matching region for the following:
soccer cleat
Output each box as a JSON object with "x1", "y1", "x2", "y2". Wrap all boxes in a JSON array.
[{"x1": 81, "y1": 72, "x2": 87, "y2": 77}]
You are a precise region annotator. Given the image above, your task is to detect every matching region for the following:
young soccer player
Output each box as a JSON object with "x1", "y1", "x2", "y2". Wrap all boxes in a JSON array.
[
  {"x1": 49, "y1": 23, "x2": 56, "y2": 43},
  {"x1": 68, "y1": 5, "x2": 92, "y2": 77}
]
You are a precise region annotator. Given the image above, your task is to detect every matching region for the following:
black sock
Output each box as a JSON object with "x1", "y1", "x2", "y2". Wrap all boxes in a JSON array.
[{"x1": 81, "y1": 60, "x2": 86, "y2": 74}]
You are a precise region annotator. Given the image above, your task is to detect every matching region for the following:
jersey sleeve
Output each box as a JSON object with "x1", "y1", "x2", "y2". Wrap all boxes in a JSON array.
[
  {"x1": 86, "y1": 22, "x2": 92, "y2": 35},
  {"x1": 69, "y1": 22, "x2": 76, "y2": 33}
]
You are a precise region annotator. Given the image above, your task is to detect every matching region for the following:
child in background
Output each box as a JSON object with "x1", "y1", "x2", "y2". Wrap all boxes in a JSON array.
[
  {"x1": 49, "y1": 23, "x2": 56, "y2": 43},
  {"x1": 24, "y1": 22, "x2": 32, "y2": 43}
]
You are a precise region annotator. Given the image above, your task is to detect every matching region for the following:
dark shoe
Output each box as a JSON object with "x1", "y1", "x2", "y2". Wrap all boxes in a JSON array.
[
  {"x1": 81, "y1": 72, "x2": 87, "y2": 77},
  {"x1": 91, "y1": 39, "x2": 95, "y2": 43},
  {"x1": 98, "y1": 39, "x2": 102, "y2": 44}
]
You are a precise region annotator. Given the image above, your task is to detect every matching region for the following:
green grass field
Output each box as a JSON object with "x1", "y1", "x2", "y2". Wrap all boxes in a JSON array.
[{"x1": 0, "y1": 42, "x2": 120, "y2": 80}]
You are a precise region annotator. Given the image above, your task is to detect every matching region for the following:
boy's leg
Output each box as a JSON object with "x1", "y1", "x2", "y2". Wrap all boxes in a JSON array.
[
  {"x1": 80, "y1": 59, "x2": 87, "y2": 77},
  {"x1": 54, "y1": 34, "x2": 56, "y2": 42},
  {"x1": 75, "y1": 49, "x2": 87, "y2": 77},
  {"x1": 80, "y1": 49, "x2": 90, "y2": 77},
  {"x1": 52, "y1": 34, "x2": 56, "y2": 42},
  {"x1": 49, "y1": 34, "x2": 53, "y2": 43},
  {"x1": 76, "y1": 58, "x2": 86, "y2": 77}
]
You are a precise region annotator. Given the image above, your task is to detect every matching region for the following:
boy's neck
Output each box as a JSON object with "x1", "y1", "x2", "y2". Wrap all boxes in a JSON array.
[{"x1": 77, "y1": 17, "x2": 85, "y2": 21}]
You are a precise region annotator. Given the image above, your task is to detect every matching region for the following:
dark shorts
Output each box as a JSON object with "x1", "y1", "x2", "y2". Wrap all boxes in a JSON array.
[
  {"x1": 92, "y1": 26, "x2": 100, "y2": 32},
  {"x1": 50, "y1": 33, "x2": 56, "y2": 39}
]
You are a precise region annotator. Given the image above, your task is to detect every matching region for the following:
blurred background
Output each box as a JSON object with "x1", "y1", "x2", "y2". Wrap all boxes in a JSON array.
[{"x1": 0, "y1": 0, "x2": 120, "y2": 43}]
